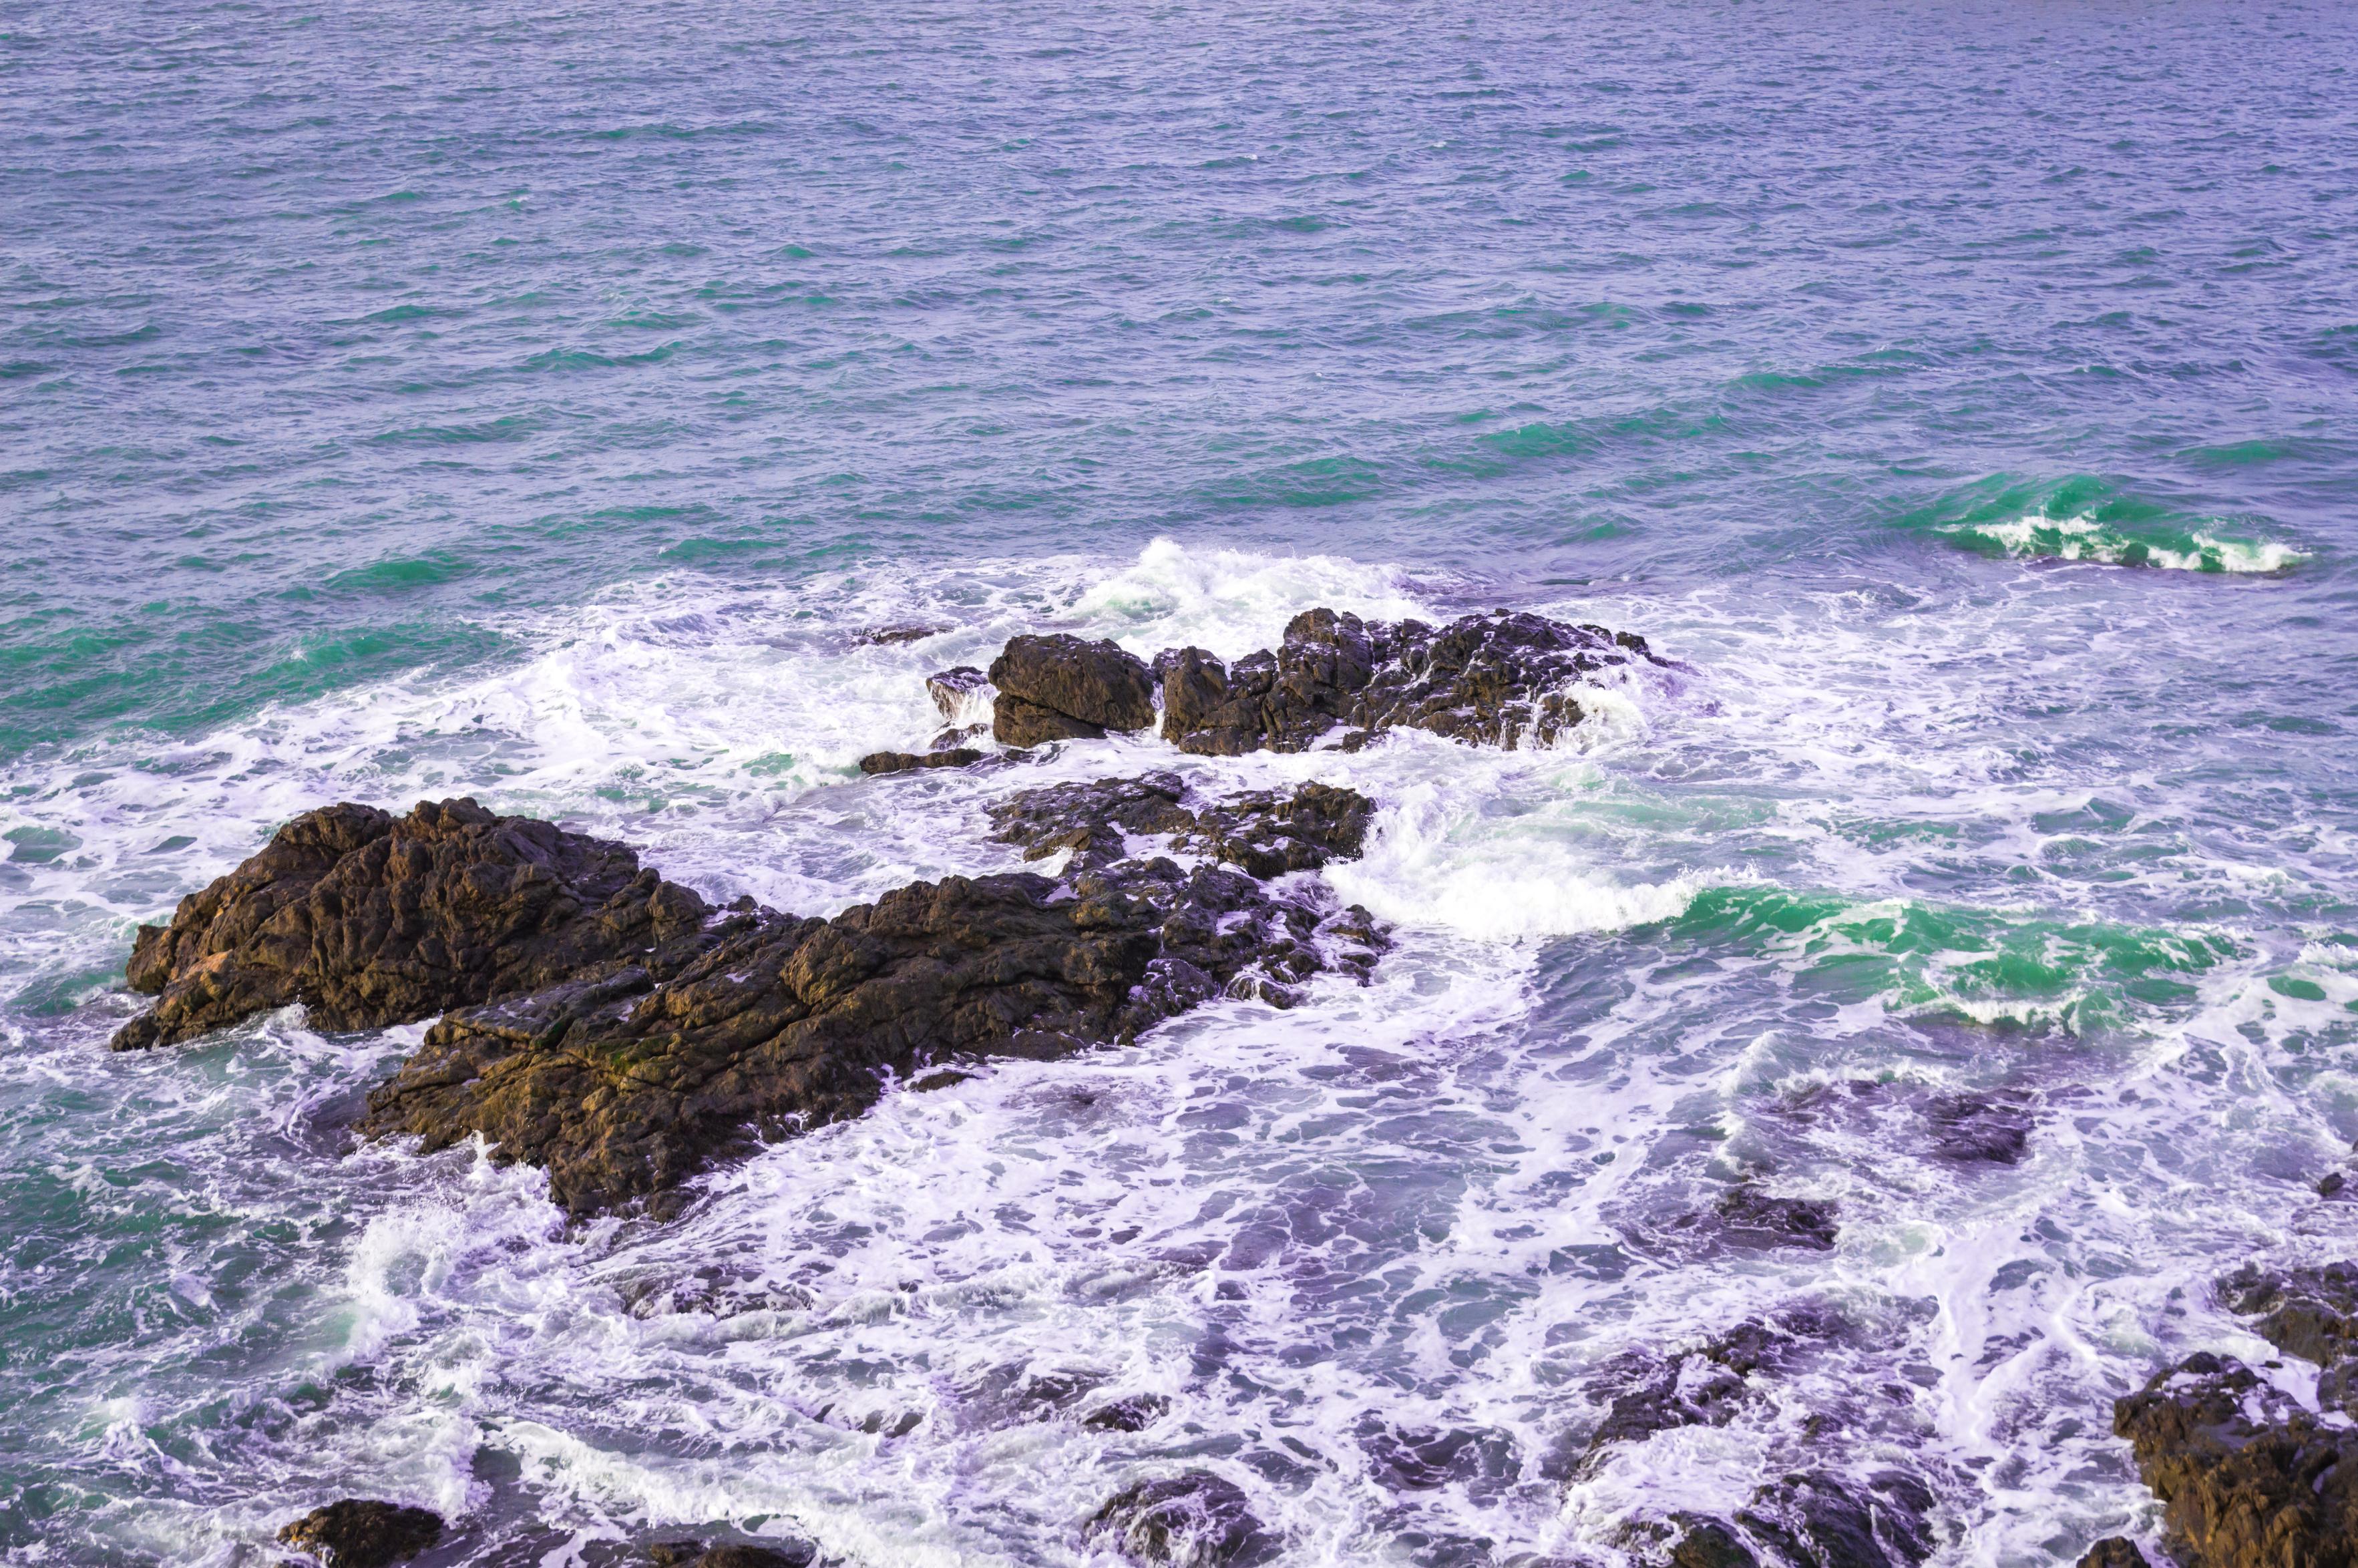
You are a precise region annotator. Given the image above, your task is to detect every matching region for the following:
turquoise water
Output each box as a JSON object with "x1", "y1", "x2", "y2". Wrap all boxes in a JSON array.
[{"x1": 5, "y1": 2, "x2": 2358, "y2": 1563}]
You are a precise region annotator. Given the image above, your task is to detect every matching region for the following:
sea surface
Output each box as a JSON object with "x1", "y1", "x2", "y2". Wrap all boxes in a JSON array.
[{"x1": 5, "y1": 1, "x2": 2358, "y2": 1563}]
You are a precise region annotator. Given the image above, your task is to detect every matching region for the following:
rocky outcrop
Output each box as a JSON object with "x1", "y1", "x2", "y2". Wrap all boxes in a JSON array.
[
  {"x1": 275, "y1": 1499, "x2": 443, "y2": 1568},
  {"x1": 2217, "y1": 1261, "x2": 2358, "y2": 1411},
  {"x1": 990, "y1": 634, "x2": 1156, "y2": 747},
  {"x1": 2113, "y1": 1351, "x2": 2358, "y2": 1568},
  {"x1": 1085, "y1": 1473, "x2": 1275, "y2": 1567},
  {"x1": 355, "y1": 781, "x2": 1385, "y2": 1215},
  {"x1": 114, "y1": 799, "x2": 713, "y2": 1051},
  {"x1": 986, "y1": 774, "x2": 1372, "y2": 877},
  {"x1": 1618, "y1": 1473, "x2": 1935, "y2": 1568},
  {"x1": 2078, "y1": 1539, "x2": 2151, "y2": 1568},
  {"x1": 858, "y1": 747, "x2": 984, "y2": 775},
  {"x1": 1157, "y1": 607, "x2": 1657, "y2": 756}
]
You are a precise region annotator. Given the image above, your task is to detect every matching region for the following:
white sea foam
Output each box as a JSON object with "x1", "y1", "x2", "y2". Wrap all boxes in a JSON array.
[
  {"x1": 1941, "y1": 510, "x2": 2305, "y2": 572},
  {"x1": 7, "y1": 538, "x2": 2351, "y2": 1565}
]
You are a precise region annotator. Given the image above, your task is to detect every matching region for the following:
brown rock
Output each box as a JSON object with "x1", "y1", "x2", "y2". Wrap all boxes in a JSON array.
[
  {"x1": 2078, "y1": 1539, "x2": 2151, "y2": 1568},
  {"x1": 924, "y1": 665, "x2": 992, "y2": 720},
  {"x1": 985, "y1": 774, "x2": 1372, "y2": 877},
  {"x1": 857, "y1": 749, "x2": 984, "y2": 775},
  {"x1": 361, "y1": 803, "x2": 1387, "y2": 1216},
  {"x1": 1159, "y1": 606, "x2": 1658, "y2": 755},
  {"x1": 2113, "y1": 1351, "x2": 2358, "y2": 1568},
  {"x1": 275, "y1": 1499, "x2": 443, "y2": 1567},
  {"x1": 114, "y1": 799, "x2": 713, "y2": 1050},
  {"x1": 988, "y1": 634, "x2": 1155, "y2": 742},
  {"x1": 993, "y1": 694, "x2": 1110, "y2": 748}
]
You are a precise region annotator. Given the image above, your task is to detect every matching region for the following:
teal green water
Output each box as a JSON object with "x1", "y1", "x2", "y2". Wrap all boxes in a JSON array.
[{"x1": 5, "y1": 1, "x2": 2358, "y2": 1563}]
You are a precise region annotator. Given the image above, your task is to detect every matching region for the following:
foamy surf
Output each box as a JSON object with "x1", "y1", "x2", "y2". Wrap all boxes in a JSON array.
[
  {"x1": 3, "y1": 538, "x2": 2349, "y2": 1567},
  {"x1": 1937, "y1": 510, "x2": 2305, "y2": 573}
]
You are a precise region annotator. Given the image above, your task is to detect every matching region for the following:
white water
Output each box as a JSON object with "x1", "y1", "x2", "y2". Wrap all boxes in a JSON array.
[{"x1": 3, "y1": 540, "x2": 2352, "y2": 1567}]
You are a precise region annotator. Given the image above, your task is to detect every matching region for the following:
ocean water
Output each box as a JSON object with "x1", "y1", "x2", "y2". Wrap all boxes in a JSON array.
[{"x1": 5, "y1": 1, "x2": 2358, "y2": 1563}]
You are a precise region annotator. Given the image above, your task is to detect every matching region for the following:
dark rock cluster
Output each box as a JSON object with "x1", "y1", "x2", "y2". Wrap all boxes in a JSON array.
[
  {"x1": 1159, "y1": 606, "x2": 1659, "y2": 756},
  {"x1": 1619, "y1": 1472, "x2": 1936, "y2": 1568},
  {"x1": 275, "y1": 1499, "x2": 443, "y2": 1568},
  {"x1": 119, "y1": 777, "x2": 1386, "y2": 1217},
  {"x1": 1085, "y1": 1473, "x2": 1275, "y2": 1567},
  {"x1": 115, "y1": 799, "x2": 711, "y2": 1052},
  {"x1": 2104, "y1": 1261, "x2": 2358, "y2": 1568}
]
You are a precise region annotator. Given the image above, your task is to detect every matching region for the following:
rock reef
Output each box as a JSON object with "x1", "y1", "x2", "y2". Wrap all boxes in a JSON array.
[
  {"x1": 116, "y1": 774, "x2": 1388, "y2": 1216},
  {"x1": 1158, "y1": 607, "x2": 1658, "y2": 755},
  {"x1": 115, "y1": 799, "x2": 710, "y2": 1052}
]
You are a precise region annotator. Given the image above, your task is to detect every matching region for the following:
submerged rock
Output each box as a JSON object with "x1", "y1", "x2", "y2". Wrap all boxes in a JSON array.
[
  {"x1": 275, "y1": 1499, "x2": 443, "y2": 1568},
  {"x1": 858, "y1": 748, "x2": 984, "y2": 775},
  {"x1": 1158, "y1": 606, "x2": 1657, "y2": 756},
  {"x1": 114, "y1": 799, "x2": 712, "y2": 1051},
  {"x1": 1712, "y1": 1186, "x2": 1841, "y2": 1252},
  {"x1": 358, "y1": 787, "x2": 1385, "y2": 1215},
  {"x1": 990, "y1": 634, "x2": 1156, "y2": 746},
  {"x1": 1580, "y1": 1314, "x2": 1838, "y2": 1469},
  {"x1": 1924, "y1": 1089, "x2": 2035, "y2": 1165},
  {"x1": 646, "y1": 1543, "x2": 815, "y2": 1568},
  {"x1": 1618, "y1": 1472, "x2": 1935, "y2": 1568},
  {"x1": 2112, "y1": 1350, "x2": 2358, "y2": 1568},
  {"x1": 1085, "y1": 1472, "x2": 1275, "y2": 1567}
]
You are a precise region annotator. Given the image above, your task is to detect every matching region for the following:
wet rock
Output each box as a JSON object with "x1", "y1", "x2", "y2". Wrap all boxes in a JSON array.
[
  {"x1": 1157, "y1": 606, "x2": 1657, "y2": 757},
  {"x1": 2319, "y1": 1171, "x2": 2346, "y2": 1199},
  {"x1": 1737, "y1": 1471, "x2": 1935, "y2": 1568},
  {"x1": 1616, "y1": 1472, "x2": 1933, "y2": 1568},
  {"x1": 1924, "y1": 1090, "x2": 2035, "y2": 1165},
  {"x1": 646, "y1": 1544, "x2": 815, "y2": 1568},
  {"x1": 926, "y1": 665, "x2": 992, "y2": 721},
  {"x1": 1579, "y1": 1312, "x2": 1844, "y2": 1470},
  {"x1": 363, "y1": 839, "x2": 1387, "y2": 1215},
  {"x1": 1713, "y1": 1186, "x2": 1840, "y2": 1251},
  {"x1": 2217, "y1": 1260, "x2": 2358, "y2": 1377},
  {"x1": 986, "y1": 774, "x2": 1373, "y2": 877},
  {"x1": 2078, "y1": 1539, "x2": 2150, "y2": 1568},
  {"x1": 857, "y1": 748, "x2": 984, "y2": 775},
  {"x1": 1360, "y1": 1420, "x2": 1520, "y2": 1496},
  {"x1": 854, "y1": 624, "x2": 942, "y2": 646},
  {"x1": 990, "y1": 634, "x2": 1156, "y2": 746},
  {"x1": 116, "y1": 799, "x2": 713, "y2": 1051},
  {"x1": 1083, "y1": 1392, "x2": 1172, "y2": 1432},
  {"x1": 2113, "y1": 1351, "x2": 2358, "y2": 1568},
  {"x1": 1085, "y1": 1472, "x2": 1275, "y2": 1567},
  {"x1": 930, "y1": 723, "x2": 989, "y2": 751},
  {"x1": 275, "y1": 1499, "x2": 443, "y2": 1568}
]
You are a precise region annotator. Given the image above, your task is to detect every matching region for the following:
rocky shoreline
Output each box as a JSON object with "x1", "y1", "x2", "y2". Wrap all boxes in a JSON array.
[{"x1": 112, "y1": 609, "x2": 2336, "y2": 1568}]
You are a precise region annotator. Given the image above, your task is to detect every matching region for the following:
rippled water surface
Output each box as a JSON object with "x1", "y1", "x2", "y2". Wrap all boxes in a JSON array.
[{"x1": 5, "y1": 1, "x2": 2358, "y2": 1564}]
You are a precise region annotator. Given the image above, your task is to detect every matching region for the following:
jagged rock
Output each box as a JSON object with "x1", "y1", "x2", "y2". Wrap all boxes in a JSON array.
[
  {"x1": 858, "y1": 748, "x2": 984, "y2": 775},
  {"x1": 275, "y1": 1499, "x2": 443, "y2": 1568},
  {"x1": 1925, "y1": 1091, "x2": 2035, "y2": 1165},
  {"x1": 2218, "y1": 1261, "x2": 2358, "y2": 1375},
  {"x1": 1083, "y1": 1392, "x2": 1172, "y2": 1432},
  {"x1": 1157, "y1": 607, "x2": 1657, "y2": 756},
  {"x1": 926, "y1": 666, "x2": 992, "y2": 721},
  {"x1": 647, "y1": 1543, "x2": 814, "y2": 1568},
  {"x1": 1712, "y1": 1187, "x2": 1840, "y2": 1251},
  {"x1": 989, "y1": 634, "x2": 1156, "y2": 747},
  {"x1": 1085, "y1": 1472, "x2": 1275, "y2": 1567},
  {"x1": 1615, "y1": 1473, "x2": 1933, "y2": 1568},
  {"x1": 2114, "y1": 1351, "x2": 2358, "y2": 1568},
  {"x1": 986, "y1": 774, "x2": 1373, "y2": 877},
  {"x1": 2078, "y1": 1539, "x2": 2150, "y2": 1568},
  {"x1": 1581, "y1": 1316, "x2": 1834, "y2": 1468},
  {"x1": 114, "y1": 799, "x2": 713, "y2": 1051},
  {"x1": 930, "y1": 723, "x2": 988, "y2": 751},
  {"x1": 854, "y1": 624, "x2": 942, "y2": 646},
  {"x1": 1738, "y1": 1471, "x2": 1936, "y2": 1568},
  {"x1": 363, "y1": 843, "x2": 1386, "y2": 1216}
]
